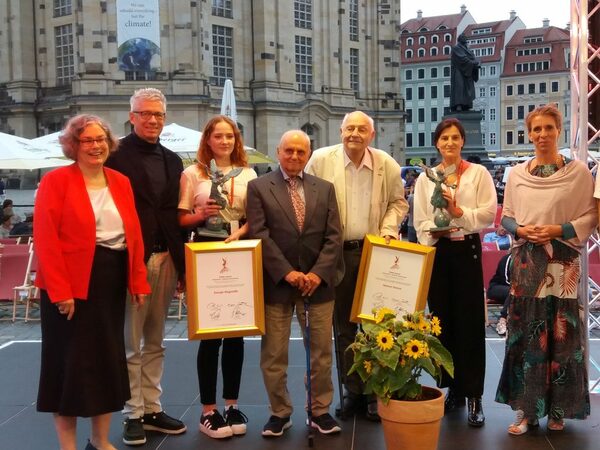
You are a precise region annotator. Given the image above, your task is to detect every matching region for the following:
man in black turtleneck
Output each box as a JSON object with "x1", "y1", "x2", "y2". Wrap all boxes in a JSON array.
[{"x1": 105, "y1": 88, "x2": 187, "y2": 446}]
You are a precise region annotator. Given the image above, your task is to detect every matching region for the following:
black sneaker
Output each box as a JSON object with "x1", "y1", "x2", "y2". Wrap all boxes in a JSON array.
[
  {"x1": 199, "y1": 409, "x2": 233, "y2": 439},
  {"x1": 223, "y1": 405, "x2": 249, "y2": 435},
  {"x1": 262, "y1": 415, "x2": 292, "y2": 437},
  {"x1": 308, "y1": 413, "x2": 342, "y2": 434},
  {"x1": 123, "y1": 418, "x2": 146, "y2": 446},
  {"x1": 142, "y1": 411, "x2": 187, "y2": 434}
]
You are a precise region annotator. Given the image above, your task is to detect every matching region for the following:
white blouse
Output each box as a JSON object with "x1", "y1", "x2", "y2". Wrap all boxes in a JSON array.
[
  {"x1": 87, "y1": 187, "x2": 126, "y2": 250},
  {"x1": 413, "y1": 162, "x2": 497, "y2": 247},
  {"x1": 178, "y1": 164, "x2": 257, "y2": 223}
]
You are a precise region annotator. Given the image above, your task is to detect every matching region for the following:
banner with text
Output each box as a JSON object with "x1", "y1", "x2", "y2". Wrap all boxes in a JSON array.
[{"x1": 116, "y1": 0, "x2": 160, "y2": 72}]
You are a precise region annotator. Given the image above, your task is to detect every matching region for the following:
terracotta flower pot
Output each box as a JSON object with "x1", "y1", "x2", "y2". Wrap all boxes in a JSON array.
[{"x1": 377, "y1": 386, "x2": 444, "y2": 450}]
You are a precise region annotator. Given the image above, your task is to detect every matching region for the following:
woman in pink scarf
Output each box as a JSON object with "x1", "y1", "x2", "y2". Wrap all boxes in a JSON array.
[{"x1": 495, "y1": 105, "x2": 597, "y2": 435}]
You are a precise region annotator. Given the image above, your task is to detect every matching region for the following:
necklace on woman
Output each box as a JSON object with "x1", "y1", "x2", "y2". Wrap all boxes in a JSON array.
[{"x1": 529, "y1": 154, "x2": 564, "y2": 177}]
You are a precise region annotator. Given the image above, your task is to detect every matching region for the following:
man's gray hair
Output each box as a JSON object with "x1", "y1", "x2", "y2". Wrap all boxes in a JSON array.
[
  {"x1": 129, "y1": 87, "x2": 167, "y2": 111},
  {"x1": 341, "y1": 111, "x2": 375, "y2": 130}
]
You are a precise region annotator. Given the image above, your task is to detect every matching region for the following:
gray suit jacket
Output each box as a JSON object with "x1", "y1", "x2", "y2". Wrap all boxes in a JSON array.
[{"x1": 247, "y1": 169, "x2": 342, "y2": 304}]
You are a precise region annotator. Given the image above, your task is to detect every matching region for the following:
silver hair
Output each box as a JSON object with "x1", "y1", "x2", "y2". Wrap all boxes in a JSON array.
[
  {"x1": 129, "y1": 87, "x2": 167, "y2": 111},
  {"x1": 341, "y1": 111, "x2": 375, "y2": 130}
]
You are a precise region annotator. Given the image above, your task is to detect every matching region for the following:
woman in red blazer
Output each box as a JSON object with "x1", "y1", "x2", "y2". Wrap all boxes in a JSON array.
[{"x1": 34, "y1": 114, "x2": 151, "y2": 450}]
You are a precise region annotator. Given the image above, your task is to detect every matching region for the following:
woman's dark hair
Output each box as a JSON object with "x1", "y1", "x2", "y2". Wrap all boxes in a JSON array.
[{"x1": 433, "y1": 118, "x2": 466, "y2": 149}]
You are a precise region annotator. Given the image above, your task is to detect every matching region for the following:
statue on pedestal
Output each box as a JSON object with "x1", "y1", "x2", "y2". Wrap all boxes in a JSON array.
[{"x1": 450, "y1": 34, "x2": 480, "y2": 112}]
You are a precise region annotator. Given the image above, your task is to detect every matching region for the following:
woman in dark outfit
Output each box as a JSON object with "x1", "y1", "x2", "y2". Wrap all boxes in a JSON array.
[{"x1": 413, "y1": 118, "x2": 497, "y2": 427}]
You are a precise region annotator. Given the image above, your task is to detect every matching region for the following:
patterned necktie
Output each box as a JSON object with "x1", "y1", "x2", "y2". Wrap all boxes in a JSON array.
[{"x1": 286, "y1": 176, "x2": 305, "y2": 231}]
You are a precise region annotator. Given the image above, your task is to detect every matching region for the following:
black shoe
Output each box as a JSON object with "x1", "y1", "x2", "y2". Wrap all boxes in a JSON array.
[
  {"x1": 143, "y1": 411, "x2": 187, "y2": 434},
  {"x1": 334, "y1": 391, "x2": 363, "y2": 418},
  {"x1": 308, "y1": 413, "x2": 341, "y2": 434},
  {"x1": 262, "y1": 415, "x2": 292, "y2": 437},
  {"x1": 123, "y1": 418, "x2": 146, "y2": 446},
  {"x1": 200, "y1": 410, "x2": 233, "y2": 439},
  {"x1": 223, "y1": 405, "x2": 249, "y2": 435},
  {"x1": 365, "y1": 397, "x2": 381, "y2": 422},
  {"x1": 84, "y1": 441, "x2": 98, "y2": 450},
  {"x1": 467, "y1": 397, "x2": 485, "y2": 427},
  {"x1": 444, "y1": 390, "x2": 465, "y2": 413}
]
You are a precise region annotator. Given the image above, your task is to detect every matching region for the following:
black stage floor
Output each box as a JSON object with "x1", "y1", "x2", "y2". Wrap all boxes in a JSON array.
[{"x1": 0, "y1": 339, "x2": 599, "y2": 450}]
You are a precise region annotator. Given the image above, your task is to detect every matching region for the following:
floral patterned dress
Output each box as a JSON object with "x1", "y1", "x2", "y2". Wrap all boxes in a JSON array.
[{"x1": 495, "y1": 161, "x2": 590, "y2": 422}]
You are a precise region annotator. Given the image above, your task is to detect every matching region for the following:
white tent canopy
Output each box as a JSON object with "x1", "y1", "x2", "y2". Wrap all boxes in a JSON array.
[
  {"x1": 30, "y1": 131, "x2": 64, "y2": 158},
  {"x1": 30, "y1": 123, "x2": 275, "y2": 165},
  {"x1": 0, "y1": 131, "x2": 70, "y2": 170}
]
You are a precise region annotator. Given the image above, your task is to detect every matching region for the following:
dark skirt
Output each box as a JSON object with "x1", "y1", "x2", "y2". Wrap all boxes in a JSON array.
[
  {"x1": 37, "y1": 246, "x2": 131, "y2": 417},
  {"x1": 427, "y1": 234, "x2": 486, "y2": 397}
]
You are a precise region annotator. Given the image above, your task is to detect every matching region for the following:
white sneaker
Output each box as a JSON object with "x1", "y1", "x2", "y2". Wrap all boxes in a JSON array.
[
  {"x1": 199, "y1": 410, "x2": 233, "y2": 439},
  {"x1": 496, "y1": 317, "x2": 507, "y2": 336}
]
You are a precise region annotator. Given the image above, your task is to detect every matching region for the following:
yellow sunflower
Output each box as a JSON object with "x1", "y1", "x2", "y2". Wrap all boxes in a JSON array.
[
  {"x1": 430, "y1": 316, "x2": 442, "y2": 336},
  {"x1": 363, "y1": 360, "x2": 372, "y2": 374},
  {"x1": 374, "y1": 307, "x2": 395, "y2": 324},
  {"x1": 417, "y1": 319, "x2": 431, "y2": 332},
  {"x1": 404, "y1": 339, "x2": 425, "y2": 359},
  {"x1": 376, "y1": 330, "x2": 394, "y2": 351}
]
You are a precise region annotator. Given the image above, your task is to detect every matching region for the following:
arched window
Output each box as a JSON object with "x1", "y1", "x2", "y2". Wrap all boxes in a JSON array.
[
  {"x1": 406, "y1": 37, "x2": 413, "y2": 46},
  {"x1": 418, "y1": 36, "x2": 426, "y2": 45},
  {"x1": 418, "y1": 48, "x2": 425, "y2": 57},
  {"x1": 444, "y1": 33, "x2": 452, "y2": 42},
  {"x1": 431, "y1": 35, "x2": 439, "y2": 44},
  {"x1": 443, "y1": 45, "x2": 451, "y2": 55},
  {"x1": 301, "y1": 123, "x2": 318, "y2": 150},
  {"x1": 405, "y1": 49, "x2": 413, "y2": 59},
  {"x1": 430, "y1": 47, "x2": 438, "y2": 56}
]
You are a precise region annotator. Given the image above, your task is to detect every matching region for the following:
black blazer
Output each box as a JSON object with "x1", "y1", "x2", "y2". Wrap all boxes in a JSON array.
[
  {"x1": 246, "y1": 169, "x2": 342, "y2": 304},
  {"x1": 105, "y1": 132, "x2": 185, "y2": 277}
]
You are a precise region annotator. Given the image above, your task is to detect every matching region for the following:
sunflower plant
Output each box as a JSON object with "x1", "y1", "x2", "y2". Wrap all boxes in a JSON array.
[{"x1": 348, "y1": 308, "x2": 454, "y2": 404}]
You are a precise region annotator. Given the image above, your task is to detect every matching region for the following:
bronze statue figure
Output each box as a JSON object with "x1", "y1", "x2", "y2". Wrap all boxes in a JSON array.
[
  {"x1": 450, "y1": 34, "x2": 480, "y2": 112},
  {"x1": 419, "y1": 163, "x2": 457, "y2": 228}
]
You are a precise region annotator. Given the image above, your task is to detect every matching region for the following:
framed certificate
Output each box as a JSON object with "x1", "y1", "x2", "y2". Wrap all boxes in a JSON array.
[
  {"x1": 185, "y1": 239, "x2": 265, "y2": 340},
  {"x1": 350, "y1": 235, "x2": 436, "y2": 323}
]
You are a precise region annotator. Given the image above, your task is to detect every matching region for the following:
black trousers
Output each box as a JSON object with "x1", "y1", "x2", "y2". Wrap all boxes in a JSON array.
[
  {"x1": 193, "y1": 234, "x2": 245, "y2": 406},
  {"x1": 427, "y1": 234, "x2": 486, "y2": 398},
  {"x1": 487, "y1": 283, "x2": 510, "y2": 319},
  {"x1": 197, "y1": 337, "x2": 244, "y2": 405},
  {"x1": 333, "y1": 247, "x2": 363, "y2": 395}
]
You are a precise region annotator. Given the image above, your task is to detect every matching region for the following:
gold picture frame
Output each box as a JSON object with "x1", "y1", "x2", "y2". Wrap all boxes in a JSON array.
[
  {"x1": 350, "y1": 235, "x2": 436, "y2": 323},
  {"x1": 185, "y1": 239, "x2": 265, "y2": 340}
]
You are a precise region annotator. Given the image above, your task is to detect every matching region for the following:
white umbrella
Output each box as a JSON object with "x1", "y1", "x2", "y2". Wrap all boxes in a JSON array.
[
  {"x1": 220, "y1": 79, "x2": 237, "y2": 123},
  {"x1": 0, "y1": 132, "x2": 70, "y2": 170},
  {"x1": 30, "y1": 131, "x2": 64, "y2": 158}
]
